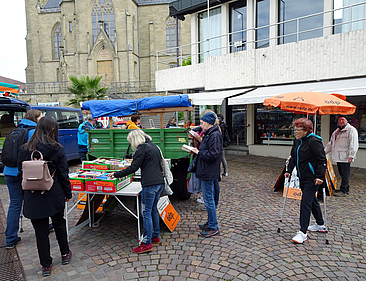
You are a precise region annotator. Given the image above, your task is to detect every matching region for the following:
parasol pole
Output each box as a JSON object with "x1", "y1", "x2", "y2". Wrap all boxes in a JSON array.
[{"x1": 314, "y1": 112, "x2": 317, "y2": 135}]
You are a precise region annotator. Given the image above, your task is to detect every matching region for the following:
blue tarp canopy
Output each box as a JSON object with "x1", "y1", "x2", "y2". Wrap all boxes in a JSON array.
[{"x1": 83, "y1": 95, "x2": 192, "y2": 118}]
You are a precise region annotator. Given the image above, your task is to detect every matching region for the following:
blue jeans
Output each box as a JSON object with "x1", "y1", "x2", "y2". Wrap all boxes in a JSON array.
[
  {"x1": 299, "y1": 179, "x2": 324, "y2": 234},
  {"x1": 337, "y1": 162, "x2": 350, "y2": 193},
  {"x1": 141, "y1": 184, "x2": 164, "y2": 245},
  {"x1": 5, "y1": 175, "x2": 24, "y2": 245},
  {"x1": 78, "y1": 145, "x2": 88, "y2": 161},
  {"x1": 201, "y1": 180, "x2": 218, "y2": 230}
]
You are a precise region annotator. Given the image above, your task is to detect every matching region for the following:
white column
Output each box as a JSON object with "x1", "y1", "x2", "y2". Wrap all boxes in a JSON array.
[
  {"x1": 321, "y1": 114, "x2": 331, "y2": 147},
  {"x1": 221, "y1": 3, "x2": 229, "y2": 55},
  {"x1": 269, "y1": 0, "x2": 279, "y2": 47},
  {"x1": 323, "y1": 0, "x2": 334, "y2": 37},
  {"x1": 191, "y1": 13, "x2": 199, "y2": 65},
  {"x1": 247, "y1": 104, "x2": 255, "y2": 145},
  {"x1": 247, "y1": 0, "x2": 255, "y2": 50}
]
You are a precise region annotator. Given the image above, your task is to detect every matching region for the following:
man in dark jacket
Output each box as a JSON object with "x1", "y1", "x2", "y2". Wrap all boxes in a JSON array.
[{"x1": 191, "y1": 112, "x2": 223, "y2": 238}]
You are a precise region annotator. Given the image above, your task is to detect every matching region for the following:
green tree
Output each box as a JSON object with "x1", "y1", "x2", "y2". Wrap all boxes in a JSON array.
[{"x1": 67, "y1": 75, "x2": 108, "y2": 107}]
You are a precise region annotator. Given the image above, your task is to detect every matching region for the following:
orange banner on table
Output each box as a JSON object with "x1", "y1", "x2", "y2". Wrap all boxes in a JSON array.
[
  {"x1": 157, "y1": 196, "x2": 180, "y2": 232},
  {"x1": 77, "y1": 193, "x2": 107, "y2": 211}
]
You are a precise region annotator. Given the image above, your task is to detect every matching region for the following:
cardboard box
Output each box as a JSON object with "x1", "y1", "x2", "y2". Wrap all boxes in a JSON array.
[
  {"x1": 82, "y1": 161, "x2": 110, "y2": 170},
  {"x1": 85, "y1": 175, "x2": 132, "y2": 193},
  {"x1": 70, "y1": 178, "x2": 85, "y2": 191}
]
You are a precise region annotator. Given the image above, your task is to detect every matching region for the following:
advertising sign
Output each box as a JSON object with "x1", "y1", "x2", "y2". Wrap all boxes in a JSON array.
[{"x1": 157, "y1": 196, "x2": 180, "y2": 232}]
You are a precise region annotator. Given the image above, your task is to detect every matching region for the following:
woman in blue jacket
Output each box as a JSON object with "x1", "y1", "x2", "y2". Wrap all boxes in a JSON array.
[
  {"x1": 285, "y1": 118, "x2": 327, "y2": 244},
  {"x1": 4, "y1": 109, "x2": 43, "y2": 249},
  {"x1": 191, "y1": 112, "x2": 223, "y2": 238}
]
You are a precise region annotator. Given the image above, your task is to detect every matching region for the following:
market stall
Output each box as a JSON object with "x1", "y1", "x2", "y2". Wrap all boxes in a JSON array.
[{"x1": 65, "y1": 181, "x2": 142, "y2": 243}]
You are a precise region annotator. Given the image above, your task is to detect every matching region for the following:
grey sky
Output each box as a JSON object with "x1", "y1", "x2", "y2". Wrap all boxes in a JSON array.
[{"x1": 0, "y1": 0, "x2": 27, "y2": 82}]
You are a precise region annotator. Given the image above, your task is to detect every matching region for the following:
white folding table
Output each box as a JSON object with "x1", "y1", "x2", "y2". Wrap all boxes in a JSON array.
[{"x1": 65, "y1": 181, "x2": 142, "y2": 244}]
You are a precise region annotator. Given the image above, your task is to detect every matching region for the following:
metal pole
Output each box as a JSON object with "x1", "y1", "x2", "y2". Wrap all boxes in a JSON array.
[
  {"x1": 207, "y1": 0, "x2": 210, "y2": 57},
  {"x1": 176, "y1": 17, "x2": 179, "y2": 67},
  {"x1": 322, "y1": 187, "x2": 329, "y2": 244}
]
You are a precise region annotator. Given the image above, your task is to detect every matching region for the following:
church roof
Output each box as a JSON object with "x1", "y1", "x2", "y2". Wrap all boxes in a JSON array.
[
  {"x1": 136, "y1": 0, "x2": 173, "y2": 5},
  {"x1": 41, "y1": 0, "x2": 61, "y2": 13},
  {"x1": 41, "y1": 0, "x2": 172, "y2": 13}
]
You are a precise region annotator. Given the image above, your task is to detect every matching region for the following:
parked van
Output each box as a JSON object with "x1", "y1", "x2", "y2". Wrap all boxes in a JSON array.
[{"x1": 0, "y1": 97, "x2": 83, "y2": 172}]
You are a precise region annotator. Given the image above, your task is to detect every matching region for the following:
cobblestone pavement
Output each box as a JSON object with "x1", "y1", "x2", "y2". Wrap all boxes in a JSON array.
[{"x1": 0, "y1": 154, "x2": 365, "y2": 280}]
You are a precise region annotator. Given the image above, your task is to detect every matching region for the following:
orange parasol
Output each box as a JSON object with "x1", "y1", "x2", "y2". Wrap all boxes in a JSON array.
[{"x1": 263, "y1": 91, "x2": 356, "y2": 115}]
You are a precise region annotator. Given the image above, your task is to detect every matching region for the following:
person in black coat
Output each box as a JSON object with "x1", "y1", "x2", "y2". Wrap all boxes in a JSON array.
[
  {"x1": 18, "y1": 116, "x2": 72, "y2": 277},
  {"x1": 285, "y1": 118, "x2": 327, "y2": 244},
  {"x1": 108, "y1": 130, "x2": 164, "y2": 254},
  {"x1": 191, "y1": 112, "x2": 223, "y2": 238}
]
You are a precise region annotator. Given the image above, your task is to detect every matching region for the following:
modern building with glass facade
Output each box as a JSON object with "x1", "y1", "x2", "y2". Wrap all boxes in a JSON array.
[{"x1": 156, "y1": 0, "x2": 366, "y2": 168}]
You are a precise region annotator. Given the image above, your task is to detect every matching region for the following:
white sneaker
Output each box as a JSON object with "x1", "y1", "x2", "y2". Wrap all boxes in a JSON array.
[
  {"x1": 292, "y1": 231, "x2": 308, "y2": 244},
  {"x1": 197, "y1": 197, "x2": 204, "y2": 204},
  {"x1": 308, "y1": 223, "x2": 326, "y2": 232}
]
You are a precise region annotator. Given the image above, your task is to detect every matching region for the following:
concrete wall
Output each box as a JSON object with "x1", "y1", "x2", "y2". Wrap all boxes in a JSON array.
[{"x1": 156, "y1": 29, "x2": 366, "y2": 91}]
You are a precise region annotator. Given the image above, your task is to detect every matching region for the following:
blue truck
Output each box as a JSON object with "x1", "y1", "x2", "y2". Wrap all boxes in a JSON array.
[{"x1": 0, "y1": 97, "x2": 83, "y2": 179}]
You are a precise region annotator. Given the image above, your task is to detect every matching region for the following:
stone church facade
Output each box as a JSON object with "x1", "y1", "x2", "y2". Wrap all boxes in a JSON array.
[{"x1": 24, "y1": 0, "x2": 191, "y2": 104}]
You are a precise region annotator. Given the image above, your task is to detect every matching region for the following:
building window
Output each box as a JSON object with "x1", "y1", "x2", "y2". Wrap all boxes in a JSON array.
[
  {"x1": 166, "y1": 17, "x2": 180, "y2": 53},
  {"x1": 69, "y1": 22, "x2": 72, "y2": 32},
  {"x1": 230, "y1": 1, "x2": 247, "y2": 53},
  {"x1": 199, "y1": 7, "x2": 222, "y2": 63},
  {"x1": 333, "y1": 0, "x2": 365, "y2": 34},
  {"x1": 256, "y1": 0, "x2": 270, "y2": 49},
  {"x1": 53, "y1": 23, "x2": 62, "y2": 60},
  {"x1": 91, "y1": 0, "x2": 115, "y2": 45},
  {"x1": 278, "y1": 0, "x2": 323, "y2": 44}
]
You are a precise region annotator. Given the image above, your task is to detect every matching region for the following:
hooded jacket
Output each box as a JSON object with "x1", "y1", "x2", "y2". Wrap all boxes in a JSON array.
[
  {"x1": 288, "y1": 133, "x2": 326, "y2": 180},
  {"x1": 77, "y1": 121, "x2": 94, "y2": 147},
  {"x1": 114, "y1": 139, "x2": 164, "y2": 187},
  {"x1": 195, "y1": 125, "x2": 223, "y2": 181},
  {"x1": 126, "y1": 120, "x2": 140, "y2": 129},
  {"x1": 324, "y1": 123, "x2": 359, "y2": 163},
  {"x1": 18, "y1": 142, "x2": 72, "y2": 220},
  {"x1": 3, "y1": 118, "x2": 37, "y2": 177}
]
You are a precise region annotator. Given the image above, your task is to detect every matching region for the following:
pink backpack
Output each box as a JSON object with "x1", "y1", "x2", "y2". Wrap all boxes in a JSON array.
[{"x1": 22, "y1": 150, "x2": 55, "y2": 194}]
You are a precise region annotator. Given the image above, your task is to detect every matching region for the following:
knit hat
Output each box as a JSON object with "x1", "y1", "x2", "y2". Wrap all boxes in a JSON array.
[
  {"x1": 338, "y1": 115, "x2": 348, "y2": 121},
  {"x1": 200, "y1": 112, "x2": 216, "y2": 125}
]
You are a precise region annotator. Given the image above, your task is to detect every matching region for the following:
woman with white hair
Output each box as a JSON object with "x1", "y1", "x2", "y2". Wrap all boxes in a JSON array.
[{"x1": 108, "y1": 130, "x2": 164, "y2": 254}]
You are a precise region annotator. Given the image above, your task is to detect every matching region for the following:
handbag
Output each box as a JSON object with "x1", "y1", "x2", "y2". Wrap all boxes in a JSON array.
[
  {"x1": 157, "y1": 147, "x2": 174, "y2": 196},
  {"x1": 22, "y1": 150, "x2": 55, "y2": 194},
  {"x1": 187, "y1": 155, "x2": 198, "y2": 173},
  {"x1": 188, "y1": 172, "x2": 201, "y2": 194}
]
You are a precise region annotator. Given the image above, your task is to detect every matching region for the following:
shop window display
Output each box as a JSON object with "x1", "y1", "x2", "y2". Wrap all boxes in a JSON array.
[{"x1": 255, "y1": 105, "x2": 319, "y2": 145}]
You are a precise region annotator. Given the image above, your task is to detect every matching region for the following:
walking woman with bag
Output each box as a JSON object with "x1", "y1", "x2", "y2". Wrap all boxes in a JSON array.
[
  {"x1": 285, "y1": 118, "x2": 327, "y2": 244},
  {"x1": 18, "y1": 116, "x2": 72, "y2": 277},
  {"x1": 108, "y1": 130, "x2": 164, "y2": 254}
]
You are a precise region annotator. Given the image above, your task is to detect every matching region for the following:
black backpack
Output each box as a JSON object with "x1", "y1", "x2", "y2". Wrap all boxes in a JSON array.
[
  {"x1": 220, "y1": 122, "x2": 231, "y2": 148},
  {"x1": 1, "y1": 126, "x2": 35, "y2": 167}
]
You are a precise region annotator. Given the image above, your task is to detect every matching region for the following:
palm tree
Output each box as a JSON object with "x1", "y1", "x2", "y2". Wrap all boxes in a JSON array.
[{"x1": 67, "y1": 75, "x2": 108, "y2": 107}]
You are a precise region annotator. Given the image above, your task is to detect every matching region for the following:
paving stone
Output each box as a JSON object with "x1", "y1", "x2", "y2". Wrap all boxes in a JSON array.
[{"x1": 1, "y1": 154, "x2": 366, "y2": 280}]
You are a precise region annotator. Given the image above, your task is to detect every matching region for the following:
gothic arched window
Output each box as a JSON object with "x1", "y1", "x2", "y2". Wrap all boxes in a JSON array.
[
  {"x1": 53, "y1": 23, "x2": 62, "y2": 60},
  {"x1": 91, "y1": 0, "x2": 115, "y2": 45},
  {"x1": 166, "y1": 17, "x2": 180, "y2": 53}
]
